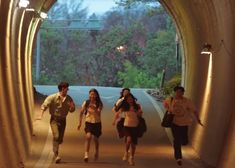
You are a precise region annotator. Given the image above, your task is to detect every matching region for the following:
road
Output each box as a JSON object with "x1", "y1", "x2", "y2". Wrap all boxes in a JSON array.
[{"x1": 26, "y1": 86, "x2": 209, "y2": 168}]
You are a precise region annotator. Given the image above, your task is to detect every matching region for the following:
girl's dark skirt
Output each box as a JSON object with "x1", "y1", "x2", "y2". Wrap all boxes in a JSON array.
[
  {"x1": 85, "y1": 122, "x2": 102, "y2": 138},
  {"x1": 124, "y1": 126, "x2": 138, "y2": 145}
]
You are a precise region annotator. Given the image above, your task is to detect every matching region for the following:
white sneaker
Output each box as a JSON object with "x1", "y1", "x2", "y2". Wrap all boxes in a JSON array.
[
  {"x1": 84, "y1": 153, "x2": 89, "y2": 163},
  {"x1": 128, "y1": 156, "x2": 135, "y2": 166},
  {"x1": 55, "y1": 156, "x2": 61, "y2": 164},
  {"x1": 122, "y1": 152, "x2": 129, "y2": 161}
]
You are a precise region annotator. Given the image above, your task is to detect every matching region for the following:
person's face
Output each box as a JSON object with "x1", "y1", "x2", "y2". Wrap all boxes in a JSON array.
[
  {"x1": 123, "y1": 90, "x2": 130, "y2": 97},
  {"x1": 61, "y1": 87, "x2": 69, "y2": 96},
  {"x1": 89, "y1": 91, "x2": 97, "y2": 101},
  {"x1": 175, "y1": 89, "x2": 184, "y2": 98},
  {"x1": 127, "y1": 96, "x2": 134, "y2": 104}
]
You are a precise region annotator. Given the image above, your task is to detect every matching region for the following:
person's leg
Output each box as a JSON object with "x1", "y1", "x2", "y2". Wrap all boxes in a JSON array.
[
  {"x1": 93, "y1": 136, "x2": 99, "y2": 160},
  {"x1": 84, "y1": 132, "x2": 92, "y2": 162},
  {"x1": 50, "y1": 119, "x2": 62, "y2": 163},
  {"x1": 181, "y1": 126, "x2": 188, "y2": 146},
  {"x1": 129, "y1": 128, "x2": 138, "y2": 166},
  {"x1": 130, "y1": 143, "x2": 136, "y2": 157},
  {"x1": 129, "y1": 142, "x2": 136, "y2": 166},
  {"x1": 50, "y1": 119, "x2": 59, "y2": 156},
  {"x1": 92, "y1": 122, "x2": 101, "y2": 160},
  {"x1": 171, "y1": 124, "x2": 182, "y2": 162},
  {"x1": 58, "y1": 119, "x2": 66, "y2": 144},
  {"x1": 123, "y1": 136, "x2": 131, "y2": 161}
]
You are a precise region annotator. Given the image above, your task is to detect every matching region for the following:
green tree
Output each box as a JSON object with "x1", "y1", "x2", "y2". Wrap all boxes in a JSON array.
[
  {"x1": 33, "y1": 1, "x2": 181, "y2": 88},
  {"x1": 139, "y1": 18, "x2": 178, "y2": 80},
  {"x1": 34, "y1": 2, "x2": 89, "y2": 85},
  {"x1": 118, "y1": 61, "x2": 161, "y2": 88}
]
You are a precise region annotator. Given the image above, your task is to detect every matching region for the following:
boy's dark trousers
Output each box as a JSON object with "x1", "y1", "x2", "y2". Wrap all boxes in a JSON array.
[{"x1": 171, "y1": 123, "x2": 188, "y2": 160}]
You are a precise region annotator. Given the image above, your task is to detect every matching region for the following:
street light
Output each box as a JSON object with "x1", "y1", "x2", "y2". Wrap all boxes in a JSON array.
[
  {"x1": 160, "y1": 69, "x2": 166, "y2": 88},
  {"x1": 201, "y1": 43, "x2": 212, "y2": 55},
  {"x1": 116, "y1": 45, "x2": 127, "y2": 53},
  {"x1": 18, "y1": 0, "x2": 29, "y2": 8},
  {"x1": 39, "y1": 12, "x2": 48, "y2": 19},
  {"x1": 175, "y1": 34, "x2": 180, "y2": 71},
  {"x1": 116, "y1": 45, "x2": 125, "y2": 52}
]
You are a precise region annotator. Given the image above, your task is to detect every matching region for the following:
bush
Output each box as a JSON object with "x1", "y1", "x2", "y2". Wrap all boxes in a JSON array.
[
  {"x1": 117, "y1": 60, "x2": 161, "y2": 88},
  {"x1": 161, "y1": 74, "x2": 181, "y2": 96}
]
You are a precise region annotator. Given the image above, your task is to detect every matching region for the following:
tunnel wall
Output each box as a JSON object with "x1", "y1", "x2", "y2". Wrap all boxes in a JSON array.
[
  {"x1": 0, "y1": 1, "x2": 33, "y2": 167},
  {"x1": 0, "y1": 0, "x2": 51, "y2": 167},
  {"x1": 161, "y1": 0, "x2": 235, "y2": 167}
]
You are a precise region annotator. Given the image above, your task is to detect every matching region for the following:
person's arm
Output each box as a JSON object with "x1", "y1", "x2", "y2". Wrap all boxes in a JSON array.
[
  {"x1": 193, "y1": 110, "x2": 203, "y2": 126},
  {"x1": 112, "y1": 106, "x2": 116, "y2": 113},
  {"x1": 113, "y1": 97, "x2": 125, "y2": 112},
  {"x1": 36, "y1": 95, "x2": 51, "y2": 120},
  {"x1": 35, "y1": 109, "x2": 45, "y2": 120},
  {"x1": 68, "y1": 100, "x2": 75, "y2": 112},
  {"x1": 96, "y1": 105, "x2": 102, "y2": 116},
  {"x1": 189, "y1": 99, "x2": 203, "y2": 126},
  {"x1": 163, "y1": 99, "x2": 170, "y2": 111},
  {"x1": 112, "y1": 111, "x2": 121, "y2": 125},
  {"x1": 163, "y1": 97, "x2": 172, "y2": 112},
  {"x1": 77, "y1": 102, "x2": 86, "y2": 130},
  {"x1": 137, "y1": 104, "x2": 143, "y2": 117}
]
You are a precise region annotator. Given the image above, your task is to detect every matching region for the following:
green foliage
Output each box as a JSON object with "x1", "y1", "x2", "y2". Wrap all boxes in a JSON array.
[
  {"x1": 38, "y1": 74, "x2": 54, "y2": 85},
  {"x1": 33, "y1": 1, "x2": 182, "y2": 88},
  {"x1": 118, "y1": 61, "x2": 161, "y2": 88},
  {"x1": 116, "y1": 0, "x2": 160, "y2": 8},
  {"x1": 161, "y1": 74, "x2": 181, "y2": 96},
  {"x1": 139, "y1": 16, "x2": 179, "y2": 81}
]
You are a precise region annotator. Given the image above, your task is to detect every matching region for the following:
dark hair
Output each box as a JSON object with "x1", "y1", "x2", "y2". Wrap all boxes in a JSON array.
[
  {"x1": 89, "y1": 88, "x2": 103, "y2": 108},
  {"x1": 119, "y1": 88, "x2": 131, "y2": 98},
  {"x1": 58, "y1": 82, "x2": 69, "y2": 91},
  {"x1": 121, "y1": 93, "x2": 139, "y2": 111},
  {"x1": 174, "y1": 86, "x2": 185, "y2": 92}
]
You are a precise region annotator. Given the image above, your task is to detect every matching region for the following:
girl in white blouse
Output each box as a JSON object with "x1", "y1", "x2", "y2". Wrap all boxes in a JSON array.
[
  {"x1": 77, "y1": 88, "x2": 103, "y2": 162},
  {"x1": 113, "y1": 93, "x2": 143, "y2": 166}
]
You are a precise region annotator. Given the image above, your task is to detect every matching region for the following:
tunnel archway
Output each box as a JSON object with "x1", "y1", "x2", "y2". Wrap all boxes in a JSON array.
[{"x1": 1, "y1": 0, "x2": 235, "y2": 167}]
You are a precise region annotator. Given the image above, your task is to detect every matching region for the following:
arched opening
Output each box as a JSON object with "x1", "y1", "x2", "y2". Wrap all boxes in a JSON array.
[
  {"x1": 27, "y1": 0, "x2": 191, "y2": 167},
  {"x1": 27, "y1": 0, "x2": 202, "y2": 167},
  {"x1": 2, "y1": 0, "x2": 235, "y2": 168},
  {"x1": 32, "y1": 1, "x2": 182, "y2": 90}
]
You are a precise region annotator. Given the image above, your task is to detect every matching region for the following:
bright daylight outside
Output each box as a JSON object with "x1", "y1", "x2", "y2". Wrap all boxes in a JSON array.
[{"x1": 33, "y1": 0, "x2": 182, "y2": 97}]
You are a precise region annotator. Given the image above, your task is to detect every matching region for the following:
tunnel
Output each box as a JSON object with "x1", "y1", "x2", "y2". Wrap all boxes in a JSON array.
[{"x1": 0, "y1": 0, "x2": 235, "y2": 167}]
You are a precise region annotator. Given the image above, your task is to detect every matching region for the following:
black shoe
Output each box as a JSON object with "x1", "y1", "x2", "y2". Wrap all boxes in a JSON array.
[
  {"x1": 177, "y1": 159, "x2": 182, "y2": 166},
  {"x1": 55, "y1": 156, "x2": 61, "y2": 164},
  {"x1": 84, "y1": 156, "x2": 88, "y2": 163}
]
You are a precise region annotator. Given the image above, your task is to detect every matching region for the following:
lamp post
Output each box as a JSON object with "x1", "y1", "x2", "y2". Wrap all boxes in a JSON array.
[
  {"x1": 175, "y1": 33, "x2": 180, "y2": 72},
  {"x1": 35, "y1": 30, "x2": 41, "y2": 82},
  {"x1": 160, "y1": 69, "x2": 165, "y2": 88}
]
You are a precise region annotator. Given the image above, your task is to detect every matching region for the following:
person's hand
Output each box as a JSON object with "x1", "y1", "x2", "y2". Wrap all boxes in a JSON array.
[
  {"x1": 68, "y1": 101, "x2": 75, "y2": 110},
  {"x1": 35, "y1": 116, "x2": 42, "y2": 121},
  {"x1": 112, "y1": 121, "x2": 116, "y2": 126},
  {"x1": 197, "y1": 118, "x2": 203, "y2": 126},
  {"x1": 35, "y1": 110, "x2": 44, "y2": 121},
  {"x1": 95, "y1": 109, "x2": 101, "y2": 116},
  {"x1": 77, "y1": 123, "x2": 81, "y2": 130}
]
